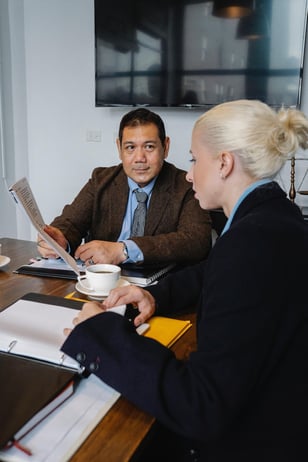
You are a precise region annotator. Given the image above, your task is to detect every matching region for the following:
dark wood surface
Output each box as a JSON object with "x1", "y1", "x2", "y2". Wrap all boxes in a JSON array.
[{"x1": 0, "y1": 237, "x2": 197, "y2": 461}]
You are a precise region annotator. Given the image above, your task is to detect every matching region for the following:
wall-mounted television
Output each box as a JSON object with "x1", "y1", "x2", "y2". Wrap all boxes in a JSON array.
[{"x1": 95, "y1": 0, "x2": 308, "y2": 108}]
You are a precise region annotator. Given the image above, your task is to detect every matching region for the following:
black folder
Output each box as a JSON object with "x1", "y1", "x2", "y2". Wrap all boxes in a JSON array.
[
  {"x1": 14, "y1": 263, "x2": 78, "y2": 280},
  {"x1": 0, "y1": 353, "x2": 78, "y2": 449}
]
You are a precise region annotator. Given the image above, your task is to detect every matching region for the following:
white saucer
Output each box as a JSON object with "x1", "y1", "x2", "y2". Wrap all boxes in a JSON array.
[
  {"x1": 75, "y1": 277, "x2": 130, "y2": 299},
  {"x1": 0, "y1": 255, "x2": 10, "y2": 268}
]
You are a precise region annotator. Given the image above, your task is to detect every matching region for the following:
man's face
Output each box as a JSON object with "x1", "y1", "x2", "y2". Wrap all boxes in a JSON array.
[{"x1": 117, "y1": 123, "x2": 169, "y2": 187}]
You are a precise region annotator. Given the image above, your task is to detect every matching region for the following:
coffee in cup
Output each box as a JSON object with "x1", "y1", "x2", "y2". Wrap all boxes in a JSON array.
[{"x1": 78, "y1": 264, "x2": 121, "y2": 293}]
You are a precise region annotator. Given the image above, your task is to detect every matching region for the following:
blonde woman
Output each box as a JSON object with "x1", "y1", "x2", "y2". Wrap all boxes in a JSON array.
[{"x1": 63, "y1": 100, "x2": 308, "y2": 462}]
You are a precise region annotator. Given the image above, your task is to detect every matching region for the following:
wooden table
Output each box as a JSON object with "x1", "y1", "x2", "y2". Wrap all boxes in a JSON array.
[{"x1": 0, "y1": 237, "x2": 197, "y2": 462}]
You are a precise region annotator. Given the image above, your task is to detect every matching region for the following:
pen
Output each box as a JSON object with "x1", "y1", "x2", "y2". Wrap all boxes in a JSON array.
[
  {"x1": 13, "y1": 440, "x2": 32, "y2": 456},
  {"x1": 7, "y1": 339, "x2": 17, "y2": 353}
]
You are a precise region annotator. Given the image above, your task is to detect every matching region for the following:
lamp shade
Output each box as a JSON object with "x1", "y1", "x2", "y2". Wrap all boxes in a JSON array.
[
  {"x1": 212, "y1": 0, "x2": 253, "y2": 18},
  {"x1": 236, "y1": 10, "x2": 268, "y2": 39}
]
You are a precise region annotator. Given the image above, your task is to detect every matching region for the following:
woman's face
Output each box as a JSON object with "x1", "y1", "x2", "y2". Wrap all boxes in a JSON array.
[{"x1": 186, "y1": 128, "x2": 222, "y2": 210}]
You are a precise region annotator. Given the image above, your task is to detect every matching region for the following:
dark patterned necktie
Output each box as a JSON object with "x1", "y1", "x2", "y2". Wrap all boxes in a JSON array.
[{"x1": 131, "y1": 190, "x2": 148, "y2": 237}]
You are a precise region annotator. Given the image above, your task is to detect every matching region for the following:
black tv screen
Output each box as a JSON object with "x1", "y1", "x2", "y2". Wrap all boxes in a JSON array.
[{"x1": 95, "y1": 0, "x2": 308, "y2": 108}]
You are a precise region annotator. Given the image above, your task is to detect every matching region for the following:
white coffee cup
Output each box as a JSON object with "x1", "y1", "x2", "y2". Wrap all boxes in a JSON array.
[{"x1": 78, "y1": 264, "x2": 121, "y2": 293}]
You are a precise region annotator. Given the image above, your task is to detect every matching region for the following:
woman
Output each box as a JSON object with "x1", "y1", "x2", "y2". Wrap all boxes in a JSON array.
[{"x1": 62, "y1": 100, "x2": 308, "y2": 461}]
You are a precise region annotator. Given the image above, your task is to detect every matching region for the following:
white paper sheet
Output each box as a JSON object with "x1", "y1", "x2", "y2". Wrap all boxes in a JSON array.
[
  {"x1": 0, "y1": 299, "x2": 127, "y2": 370},
  {"x1": 0, "y1": 375, "x2": 120, "y2": 462},
  {"x1": 0, "y1": 299, "x2": 81, "y2": 370}
]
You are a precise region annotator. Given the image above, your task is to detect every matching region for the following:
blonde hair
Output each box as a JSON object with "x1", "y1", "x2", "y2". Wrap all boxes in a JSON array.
[{"x1": 194, "y1": 99, "x2": 308, "y2": 178}]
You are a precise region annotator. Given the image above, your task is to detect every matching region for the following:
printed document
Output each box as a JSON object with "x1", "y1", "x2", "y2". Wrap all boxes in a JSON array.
[{"x1": 9, "y1": 177, "x2": 80, "y2": 275}]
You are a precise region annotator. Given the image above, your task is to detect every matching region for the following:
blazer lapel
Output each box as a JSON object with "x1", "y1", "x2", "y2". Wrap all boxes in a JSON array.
[
  {"x1": 111, "y1": 170, "x2": 130, "y2": 233},
  {"x1": 145, "y1": 164, "x2": 172, "y2": 234}
]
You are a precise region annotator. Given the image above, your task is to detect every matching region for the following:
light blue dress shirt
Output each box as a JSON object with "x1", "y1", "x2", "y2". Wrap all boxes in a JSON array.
[
  {"x1": 117, "y1": 176, "x2": 157, "y2": 263},
  {"x1": 221, "y1": 179, "x2": 272, "y2": 236}
]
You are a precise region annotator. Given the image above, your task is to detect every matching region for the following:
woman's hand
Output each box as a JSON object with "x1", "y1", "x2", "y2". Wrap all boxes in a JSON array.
[
  {"x1": 64, "y1": 285, "x2": 156, "y2": 336},
  {"x1": 64, "y1": 301, "x2": 105, "y2": 336},
  {"x1": 104, "y1": 285, "x2": 156, "y2": 327}
]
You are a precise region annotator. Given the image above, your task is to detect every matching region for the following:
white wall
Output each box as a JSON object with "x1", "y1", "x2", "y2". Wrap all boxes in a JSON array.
[
  {"x1": 0, "y1": 0, "x2": 30, "y2": 238},
  {"x1": 1, "y1": 0, "x2": 308, "y2": 241}
]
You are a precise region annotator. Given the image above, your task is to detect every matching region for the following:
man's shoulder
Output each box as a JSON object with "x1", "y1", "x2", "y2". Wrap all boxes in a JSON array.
[
  {"x1": 162, "y1": 161, "x2": 187, "y2": 175},
  {"x1": 91, "y1": 164, "x2": 123, "y2": 177},
  {"x1": 158, "y1": 161, "x2": 190, "y2": 188},
  {"x1": 90, "y1": 164, "x2": 126, "y2": 185}
]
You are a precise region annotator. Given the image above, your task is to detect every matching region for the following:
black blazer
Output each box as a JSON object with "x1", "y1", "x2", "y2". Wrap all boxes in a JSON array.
[{"x1": 62, "y1": 182, "x2": 308, "y2": 461}]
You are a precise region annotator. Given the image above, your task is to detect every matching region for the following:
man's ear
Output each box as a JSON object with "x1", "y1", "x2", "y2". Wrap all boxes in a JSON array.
[
  {"x1": 163, "y1": 137, "x2": 170, "y2": 159},
  {"x1": 116, "y1": 138, "x2": 122, "y2": 160}
]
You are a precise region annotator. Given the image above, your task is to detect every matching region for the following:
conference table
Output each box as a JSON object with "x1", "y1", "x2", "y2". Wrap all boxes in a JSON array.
[{"x1": 0, "y1": 237, "x2": 197, "y2": 462}]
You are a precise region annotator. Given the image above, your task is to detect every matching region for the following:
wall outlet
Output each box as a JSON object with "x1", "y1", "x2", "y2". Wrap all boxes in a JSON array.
[{"x1": 86, "y1": 130, "x2": 101, "y2": 142}]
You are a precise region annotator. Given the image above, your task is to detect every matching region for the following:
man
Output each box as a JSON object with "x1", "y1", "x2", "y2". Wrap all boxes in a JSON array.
[{"x1": 38, "y1": 108, "x2": 211, "y2": 265}]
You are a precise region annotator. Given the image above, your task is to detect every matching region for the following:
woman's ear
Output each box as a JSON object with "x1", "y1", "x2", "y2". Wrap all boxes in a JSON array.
[{"x1": 219, "y1": 151, "x2": 234, "y2": 179}]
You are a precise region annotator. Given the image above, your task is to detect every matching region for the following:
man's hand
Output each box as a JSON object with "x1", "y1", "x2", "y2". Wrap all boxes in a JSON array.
[
  {"x1": 37, "y1": 225, "x2": 68, "y2": 258},
  {"x1": 75, "y1": 240, "x2": 126, "y2": 265}
]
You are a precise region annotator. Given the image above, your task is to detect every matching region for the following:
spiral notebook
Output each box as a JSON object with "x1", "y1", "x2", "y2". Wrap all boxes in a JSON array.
[
  {"x1": 15, "y1": 258, "x2": 176, "y2": 286},
  {"x1": 120, "y1": 262, "x2": 176, "y2": 286}
]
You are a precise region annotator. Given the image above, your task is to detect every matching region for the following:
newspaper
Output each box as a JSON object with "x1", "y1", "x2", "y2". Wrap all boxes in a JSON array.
[{"x1": 9, "y1": 177, "x2": 80, "y2": 276}]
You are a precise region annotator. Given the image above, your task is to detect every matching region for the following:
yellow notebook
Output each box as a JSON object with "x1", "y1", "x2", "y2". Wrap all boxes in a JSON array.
[
  {"x1": 65, "y1": 291, "x2": 89, "y2": 303},
  {"x1": 144, "y1": 316, "x2": 192, "y2": 348}
]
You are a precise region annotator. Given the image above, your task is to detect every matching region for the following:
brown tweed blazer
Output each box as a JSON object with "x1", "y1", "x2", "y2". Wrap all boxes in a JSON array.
[{"x1": 51, "y1": 161, "x2": 212, "y2": 264}]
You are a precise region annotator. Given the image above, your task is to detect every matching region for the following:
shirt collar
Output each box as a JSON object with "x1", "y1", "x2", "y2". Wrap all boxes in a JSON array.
[
  {"x1": 221, "y1": 179, "x2": 272, "y2": 236},
  {"x1": 127, "y1": 176, "x2": 157, "y2": 196}
]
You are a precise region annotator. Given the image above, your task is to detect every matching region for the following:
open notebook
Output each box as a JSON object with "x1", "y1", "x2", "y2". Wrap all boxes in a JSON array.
[{"x1": 0, "y1": 298, "x2": 84, "y2": 371}]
